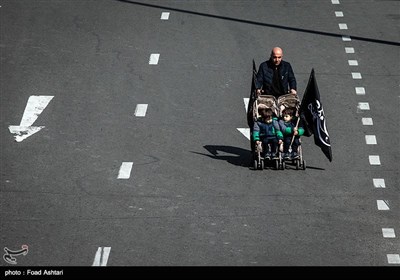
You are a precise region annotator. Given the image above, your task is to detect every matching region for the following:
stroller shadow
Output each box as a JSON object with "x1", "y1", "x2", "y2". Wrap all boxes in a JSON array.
[
  {"x1": 191, "y1": 145, "x2": 326, "y2": 171},
  {"x1": 191, "y1": 145, "x2": 252, "y2": 168}
]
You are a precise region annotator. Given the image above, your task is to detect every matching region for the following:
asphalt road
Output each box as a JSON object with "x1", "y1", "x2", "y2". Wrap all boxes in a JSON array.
[{"x1": 1, "y1": 0, "x2": 399, "y2": 266}]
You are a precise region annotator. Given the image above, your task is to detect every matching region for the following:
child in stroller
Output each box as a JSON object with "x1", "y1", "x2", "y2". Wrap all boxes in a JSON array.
[
  {"x1": 253, "y1": 104, "x2": 283, "y2": 166},
  {"x1": 276, "y1": 94, "x2": 306, "y2": 170},
  {"x1": 279, "y1": 107, "x2": 304, "y2": 160}
]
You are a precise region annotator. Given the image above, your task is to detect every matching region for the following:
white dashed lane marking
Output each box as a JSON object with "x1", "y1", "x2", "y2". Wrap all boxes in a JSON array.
[
  {"x1": 134, "y1": 104, "x2": 148, "y2": 117},
  {"x1": 149, "y1": 53, "x2": 160, "y2": 65},
  {"x1": 355, "y1": 87, "x2": 366, "y2": 95},
  {"x1": 382, "y1": 228, "x2": 396, "y2": 238},
  {"x1": 348, "y1": 60, "x2": 358, "y2": 66},
  {"x1": 362, "y1": 118, "x2": 373, "y2": 125},
  {"x1": 334, "y1": 1, "x2": 398, "y2": 265},
  {"x1": 92, "y1": 247, "x2": 111, "y2": 266},
  {"x1": 357, "y1": 102, "x2": 370, "y2": 110},
  {"x1": 387, "y1": 254, "x2": 400, "y2": 264},
  {"x1": 342, "y1": 36, "x2": 351, "y2": 42},
  {"x1": 365, "y1": 135, "x2": 377, "y2": 145},
  {"x1": 377, "y1": 200, "x2": 390, "y2": 210},
  {"x1": 161, "y1": 12, "x2": 170, "y2": 20},
  {"x1": 373, "y1": 178, "x2": 385, "y2": 188},
  {"x1": 117, "y1": 162, "x2": 133, "y2": 179},
  {"x1": 369, "y1": 155, "x2": 381, "y2": 165},
  {"x1": 351, "y1": 72, "x2": 362, "y2": 79},
  {"x1": 335, "y1": 11, "x2": 344, "y2": 17}
]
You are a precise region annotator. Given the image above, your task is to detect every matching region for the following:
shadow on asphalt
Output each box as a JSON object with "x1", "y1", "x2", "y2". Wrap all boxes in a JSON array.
[
  {"x1": 192, "y1": 145, "x2": 326, "y2": 171},
  {"x1": 117, "y1": 0, "x2": 400, "y2": 47},
  {"x1": 191, "y1": 145, "x2": 252, "y2": 168}
]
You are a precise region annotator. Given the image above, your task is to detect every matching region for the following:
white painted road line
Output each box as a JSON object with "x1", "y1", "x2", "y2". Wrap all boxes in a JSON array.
[
  {"x1": 92, "y1": 247, "x2": 111, "y2": 266},
  {"x1": 243, "y1": 98, "x2": 249, "y2": 113},
  {"x1": 352, "y1": 72, "x2": 362, "y2": 79},
  {"x1": 8, "y1": 95, "x2": 54, "y2": 142},
  {"x1": 118, "y1": 162, "x2": 133, "y2": 179},
  {"x1": 333, "y1": 3, "x2": 398, "y2": 266},
  {"x1": 335, "y1": 11, "x2": 344, "y2": 17},
  {"x1": 373, "y1": 178, "x2": 386, "y2": 188},
  {"x1": 18, "y1": 95, "x2": 54, "y2": 127},
  {"x1": 387, "y1": 254, "x2": 400, "y2": 264},
  {"x1": 362, "y1": 117, "x2": 373, "y2": 125},
  {"x1": 342, "y1": 36, "x2": 351, "y2": 41},
  {"x1": 348, "y1": 60, "x2": 358, "y2": 66},
  {"x1": 237, "y1": 128, "x2": 250, "y2": 140},
  {"x1": 134, "y1": 104, "x2": 148, "y2": 117},
  {"x1": 369, "y1": 155, "x2": 381, "y2": 165},
  {"x1": 382, "y1": 228, "x2": 396, "y2": 238},
  {"x1": 149, "y1": 53, "x2": 160, "y2": 65},
  {"x1": 365, "y1": 135, "x2": 377, "y2": 145},
  {"x1": 355, "y1": 87, "x2": 366, "y2": 95},
  {"x1": 9, "y1": 126, "x2": 44, "y2": 143},
  {"x1": 161, "y1": 12, "x2": 170, "y2": 20},
  {"x1": 377, "y1": 200, "x2": 390, "y2": 210},
  {"x1": 357, "y1": 102, "x2": 370, "y2": 110}
]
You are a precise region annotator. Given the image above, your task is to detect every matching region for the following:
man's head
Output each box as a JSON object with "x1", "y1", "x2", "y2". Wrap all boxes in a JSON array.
[{"x1": 270, "y1": 47, "x2": 283, "y2": 66}]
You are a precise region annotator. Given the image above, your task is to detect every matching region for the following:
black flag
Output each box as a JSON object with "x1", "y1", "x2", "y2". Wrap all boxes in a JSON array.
[
  {"x1": 300, "y1": 69, "x2": 332, "y2": 162},
  {"x1": 247, "y1": 60, "x2": 258, "y2": 151},
  {"x1": 247, "y1": 59, "x2": 258, "y2": 128}
]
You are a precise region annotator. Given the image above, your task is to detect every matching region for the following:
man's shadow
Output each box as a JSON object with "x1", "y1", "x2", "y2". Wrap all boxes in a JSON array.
[{"x1": 191, "y1": 145, "x2": 252, "y2": 168}]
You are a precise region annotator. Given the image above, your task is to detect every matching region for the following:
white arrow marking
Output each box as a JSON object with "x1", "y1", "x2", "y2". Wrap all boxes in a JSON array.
[
  {"x1": 8, "y1": 125, "x2": 45, "y2": 142},
  {"x1": 243, "y1": 98, "x2": 249, "y2": 113},
  {"x1": 8, "y1": 95, "x2": 54, "y2": 142},
  {"x1": 237, "y1": 128, "x2": 250, "y2": 140}
]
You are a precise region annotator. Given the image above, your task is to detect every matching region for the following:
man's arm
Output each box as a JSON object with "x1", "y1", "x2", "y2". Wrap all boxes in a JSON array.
[
  {"x1": 256, "y1": 64, "x2": 264, "y2": 95},
  {"x1": 287, "y1": 63, "x2": 297, "y2": 94}
]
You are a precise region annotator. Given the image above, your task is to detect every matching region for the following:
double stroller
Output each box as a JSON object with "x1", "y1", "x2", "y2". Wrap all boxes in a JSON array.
[{"x1": 251, "y1": 94, "x2": 306, "y2": 170}]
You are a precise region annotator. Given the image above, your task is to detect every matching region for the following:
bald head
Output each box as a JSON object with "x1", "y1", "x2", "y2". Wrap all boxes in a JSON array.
[{"x1": 270, "y1": 47, "x2": 283, "y2": 66}]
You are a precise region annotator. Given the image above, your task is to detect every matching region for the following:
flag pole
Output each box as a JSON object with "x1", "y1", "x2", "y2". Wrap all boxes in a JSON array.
[{"x1": 289, "y1": 116, "x2": 300, "y2": 148}]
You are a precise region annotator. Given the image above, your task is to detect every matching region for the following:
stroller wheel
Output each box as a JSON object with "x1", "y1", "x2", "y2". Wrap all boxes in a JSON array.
[
  {"x1": 260, "y1": 159, "x2": 264, "y2": 170},
  {"x1": 302, "y1": 160, "x2": 306, "y2": 170},
  {"x1": 281, "y1": 161, "x2": 286, "y2": 170},
  {"x1": 275, "y1": 159, "x2": 280, "y2": 170},
  {"x1": 253, "y1": 159, "x2": 258, "y2": 170},
  {"x1": 296, "y1": 159, "x2": 300, "y2": 170}
]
